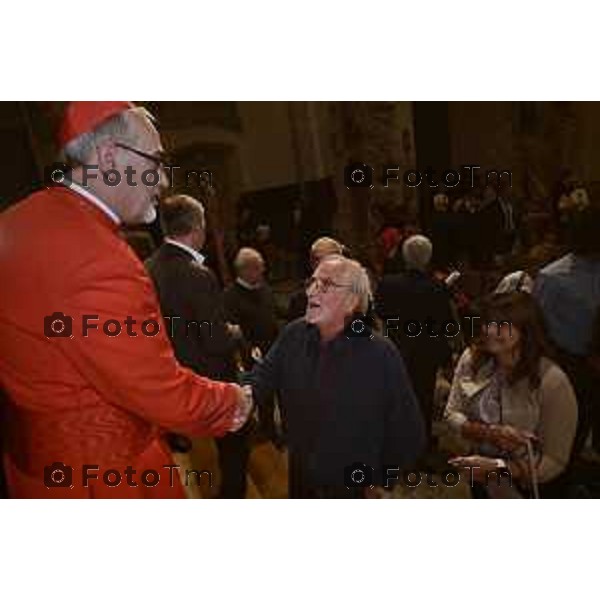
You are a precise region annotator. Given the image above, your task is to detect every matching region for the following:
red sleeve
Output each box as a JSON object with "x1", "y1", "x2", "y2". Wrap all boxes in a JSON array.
[{"x1": 55, "y1": 248, "x2": 238, "y2": 438}]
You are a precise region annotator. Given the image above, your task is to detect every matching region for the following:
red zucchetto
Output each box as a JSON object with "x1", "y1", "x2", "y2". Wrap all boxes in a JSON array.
[{"x1": 57, "y1": 101, "x2": 134, "y2": 147}]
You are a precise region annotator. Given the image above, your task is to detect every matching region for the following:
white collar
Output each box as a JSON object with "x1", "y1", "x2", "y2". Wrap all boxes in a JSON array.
[
  {"x1": 67, "y1": 182, "x2": 121, "y2": 225},
  {"x1": 165, "y1": 238, "x2": 206, "y2": 265},
  {"x1": 236, "y1": 277, "x2": 262, "y2": 290}
]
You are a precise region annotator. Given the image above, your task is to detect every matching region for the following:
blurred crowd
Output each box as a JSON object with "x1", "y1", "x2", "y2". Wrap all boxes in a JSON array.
[{"x1": 124, "y1": 175, "x2": 600, "y2": 498}]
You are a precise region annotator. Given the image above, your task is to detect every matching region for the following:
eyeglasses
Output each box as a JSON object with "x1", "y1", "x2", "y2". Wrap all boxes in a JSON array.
[
  {"x1": 115, "y1": 142, "x2": 169, "y2": 169},
  {"x1": 305, "y1": 276, "x2": 354, "y2": 294}
]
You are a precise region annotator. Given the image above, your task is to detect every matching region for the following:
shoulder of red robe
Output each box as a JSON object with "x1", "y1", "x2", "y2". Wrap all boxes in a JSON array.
[{"x1": 57, "y1": 101, "x2": 135, "y2": 148}]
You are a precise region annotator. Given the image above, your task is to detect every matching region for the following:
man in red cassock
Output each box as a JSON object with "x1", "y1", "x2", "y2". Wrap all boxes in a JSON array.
[{"x1": 0, "y1": 102, "x2": 253, "y2": 498}]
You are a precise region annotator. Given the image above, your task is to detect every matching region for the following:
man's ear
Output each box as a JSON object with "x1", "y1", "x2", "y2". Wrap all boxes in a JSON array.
[{"x1": 96, "y1": 138, "x2": 116, "y2": 173}]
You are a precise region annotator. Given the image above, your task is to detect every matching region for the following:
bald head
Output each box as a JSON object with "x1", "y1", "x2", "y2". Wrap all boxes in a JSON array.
[
  {"x1": 234, "y1": 247, "x2": 266, "y2": 287},
  {"x1": 402, "y1": 235, "x2": 433, "y2": 271}
]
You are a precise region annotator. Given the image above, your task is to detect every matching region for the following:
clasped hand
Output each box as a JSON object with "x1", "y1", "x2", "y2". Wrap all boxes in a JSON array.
[
  {"x1": 229, "y1": 384, "x2": 254, "y2": 432},
  {"x1": 487, "y1": 424, "x2": 536, "y2": 452}
]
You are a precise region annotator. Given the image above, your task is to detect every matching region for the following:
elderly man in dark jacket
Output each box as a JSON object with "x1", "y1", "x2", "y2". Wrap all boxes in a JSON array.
[
  {"x1": 248, "y1": 255, "x2": 425, "y2": 498},
  {"x1": 375, "y1": 235, "x2": 454, "y2": 448}
]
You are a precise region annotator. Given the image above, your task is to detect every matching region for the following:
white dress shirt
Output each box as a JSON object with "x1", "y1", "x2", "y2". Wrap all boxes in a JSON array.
[
  {"x1": 235, "y1": 277, "x2": 262, "y2": 291},
  {"x1": 164, "y1": 238, "x2": 206, "y2": 265}
]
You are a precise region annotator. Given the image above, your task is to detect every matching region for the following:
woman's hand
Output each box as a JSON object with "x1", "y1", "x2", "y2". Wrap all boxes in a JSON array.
[
  {"x1": 488, "y1": 424, "x2": 536, "y2": 452},
  {"x1": 461, "y1": 421, "x2": 536, "y2": 452}
]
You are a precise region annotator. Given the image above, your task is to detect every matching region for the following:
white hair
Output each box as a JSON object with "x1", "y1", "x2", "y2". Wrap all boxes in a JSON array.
[
  {"x1": 62, "y1": 106, "x2": 154, "y2": 164},
  {"x1": 319, "y1": 255, "x2": 372, "y2": 313},
  {"x1": 402, "y1": 235, "x2": 433, "y2": 270},
  {"x1": 234, "y1": 247, "x2": 264, "y2": 272}
]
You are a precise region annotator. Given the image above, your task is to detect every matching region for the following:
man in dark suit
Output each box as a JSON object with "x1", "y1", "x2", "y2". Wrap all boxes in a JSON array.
[
  {"x1": 375, "y1": 235, "x2": 454, "y2": 448},
  {"x1": 430, "y1": 192, "x2": 455, "y2": 268},
  {"x1": 145, "y1": 194, "x2": 250, "y2": 498},
  {"x1": 480, "y1": 182, "x2": 519, "y2": 262}
]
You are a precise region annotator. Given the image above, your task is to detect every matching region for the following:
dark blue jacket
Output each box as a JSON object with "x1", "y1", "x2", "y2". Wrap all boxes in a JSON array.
[{"x1": 247, "y1": 319, "x2": 425, "y2": 494}]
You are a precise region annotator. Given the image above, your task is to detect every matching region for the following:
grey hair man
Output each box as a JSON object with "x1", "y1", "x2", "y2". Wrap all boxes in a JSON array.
[
  {"x1": 402, "y1": 234, "x2": 433, "y2": 271},
  {"x1": 375, "y1": 233, "x2": 454, "y2": 448},
  {"x1": 0, "y1": 102, "x2": 252, "y2": 499},
  {"x1": 248, "y1": 254, "x2": 425, "y2": 498},
  {"x1": 61, "y1": 105, "x2": 169, "y2": 225},
  {"x1": 305, "y1": 255, "x2": 372, "y2": 338}
]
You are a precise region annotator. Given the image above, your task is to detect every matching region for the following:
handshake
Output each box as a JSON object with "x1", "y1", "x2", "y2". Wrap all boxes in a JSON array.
[{"x1": 229, "y1": 384, "x2": 255, "y2": 432}]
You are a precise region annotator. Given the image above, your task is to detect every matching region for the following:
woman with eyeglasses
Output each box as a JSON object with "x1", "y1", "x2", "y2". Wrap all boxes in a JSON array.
[{"x1": 445, "y1": 292, "x2": 578, "y2": 498}]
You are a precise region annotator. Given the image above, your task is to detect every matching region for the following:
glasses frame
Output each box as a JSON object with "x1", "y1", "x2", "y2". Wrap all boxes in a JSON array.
[
  {"x1": 305, "y1": 276, "x2": 354, "y2": 294},
  {"x1": 114, "y1": 142, "x2": 169, "y2": 169}
]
